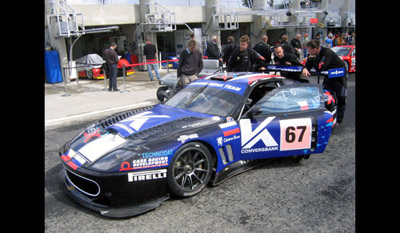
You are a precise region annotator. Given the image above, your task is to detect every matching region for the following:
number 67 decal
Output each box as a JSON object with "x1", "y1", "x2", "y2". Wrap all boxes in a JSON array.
[{"x1": 280, "y1": 118, "x2": 312, "y2": 151}]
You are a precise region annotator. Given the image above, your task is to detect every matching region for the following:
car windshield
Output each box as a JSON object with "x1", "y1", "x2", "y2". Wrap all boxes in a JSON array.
[
  {"x1": 164, "y1": 83, "x2": 243, "y2": 117},
  {"x1": 331, "y1": 47, "x2": 351, "y2": 56}
]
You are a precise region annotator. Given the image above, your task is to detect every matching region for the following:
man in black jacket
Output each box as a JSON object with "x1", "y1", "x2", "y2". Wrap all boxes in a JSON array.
[
  {"x1": 302, "y1": 39, "x2": 347, "y2": 125},
  {"x1": 273, "y1": 44, "x2": 305, "y2": 82},
  {"x1": 222, "y1": 36, "x2": 237, "y2": 64},
  {"x1": 103, "y1": 42, "x2": 120, "y2": 91},
  {"x1": 253, "y1": 35, "x2": 272, "y2": 64},
  {"x1": 177, "y1": 40, "x2": 203, "y2": 87},
  {"x1": 206, "y1": 35, "x2": 222, "y2": 60},
  {"x1": 143, "y1": 38, "x2": 160, "y2": 81},
  {"x1": 227, "y1": 35, "x2": 266, "y2": 72}
]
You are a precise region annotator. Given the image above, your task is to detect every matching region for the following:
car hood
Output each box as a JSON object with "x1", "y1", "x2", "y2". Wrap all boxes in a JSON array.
[
  {"x1": 106, "y1": 104, "x2": 221, "y2": 138},
  {"x1": 62, "y1": 104, "x2": 223, "y2": 168}
]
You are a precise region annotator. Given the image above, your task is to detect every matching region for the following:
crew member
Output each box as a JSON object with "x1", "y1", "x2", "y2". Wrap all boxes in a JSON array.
[
  {"x1": 103, "y1": 42, "x2": 120, "y2": 92},
  {"x1": 177, "y1": 40, "x2": 203, "y2": 88},
  {"x1": 301, "y1": 39, "x2": 348, "y2": 126},
  {"x1": 253, "y1": 35, "x2": 272, "y2": 65},
  {"x1": 143, "y1": 38, "x2": 161, "y2": 81},
  {"x1": 227, "y1": 35, "x2": 266, "y2": 72},
  {"x1": 222, "y1": 36, "x2": 238, "y2": 64},
  {"x1": 273, "y1": 44, "x2": 306, "y2": 82}
]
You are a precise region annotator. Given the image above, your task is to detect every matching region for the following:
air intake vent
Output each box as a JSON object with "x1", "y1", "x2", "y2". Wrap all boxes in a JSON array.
[
  {"x1": 98, "y1": 106, "x2": 153, "y2": 129},
  {"x1": 218, "y1": 144, "x2": 235, "y2": 165}
]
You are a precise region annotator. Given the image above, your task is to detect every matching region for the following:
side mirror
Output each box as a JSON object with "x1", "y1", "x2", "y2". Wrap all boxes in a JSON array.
[{"x1": 246, "y1": 106, "x2": 262, "y2": 118}]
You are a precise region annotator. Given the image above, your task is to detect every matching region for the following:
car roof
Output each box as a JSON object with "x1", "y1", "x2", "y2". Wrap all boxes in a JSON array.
[{"x1": 203, "y1": 72, "x2": 284, "y2": 86}]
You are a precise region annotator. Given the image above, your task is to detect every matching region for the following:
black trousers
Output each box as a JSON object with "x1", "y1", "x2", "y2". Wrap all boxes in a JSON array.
[
  {"x1": 323, "y1": 76, "x2": 347, "y2": 124},
  {"x1": 107, "y1": 63, "x2": 118, "y2": 91}
]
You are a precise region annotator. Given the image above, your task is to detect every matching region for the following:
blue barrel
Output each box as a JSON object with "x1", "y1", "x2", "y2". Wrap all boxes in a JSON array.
[{"x1": 45, "y1": 50, "x2": 63, "y2": 83}]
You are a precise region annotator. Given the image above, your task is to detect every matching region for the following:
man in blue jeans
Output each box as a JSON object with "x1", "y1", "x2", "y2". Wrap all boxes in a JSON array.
[
  {"x1": 103, "y1": 42, "x2": 120, "y2": 91},
  {"x1": 143, "y1": 38, "x2": 160, "y2": 81}
]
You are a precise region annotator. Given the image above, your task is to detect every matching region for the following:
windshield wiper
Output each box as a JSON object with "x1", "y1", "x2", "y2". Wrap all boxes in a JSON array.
[{"x1": 184, "y1": 84, "x2": 209, "y2": 107}]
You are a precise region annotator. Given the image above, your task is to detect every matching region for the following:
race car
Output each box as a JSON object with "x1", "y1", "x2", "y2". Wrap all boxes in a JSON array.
[
  {"x1": 59, "y1": 72, "x2": 337, "y2": 218},
  {"x1": 331, "y1": 45, "x2": 356, "y2": 73},
  {"x1": 301, "y1": 45, "x2": 356, "y2": 73},
  {"x1": 78, "y1": 58, "x2": 135, "y2": 79}
]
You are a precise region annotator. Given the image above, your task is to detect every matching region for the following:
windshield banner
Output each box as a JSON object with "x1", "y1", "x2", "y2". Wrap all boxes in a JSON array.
[{"x1": 190, "y1": 80, "x2": 246, "y2": 95}]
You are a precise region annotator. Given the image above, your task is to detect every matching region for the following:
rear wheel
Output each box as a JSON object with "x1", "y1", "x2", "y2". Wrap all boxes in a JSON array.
[
  {"x1": 86, "y1": 69, "x2": 93, "y2": 79},
  {"x1": 167, "y1": 142, "x2": 213, "y2": 197}
]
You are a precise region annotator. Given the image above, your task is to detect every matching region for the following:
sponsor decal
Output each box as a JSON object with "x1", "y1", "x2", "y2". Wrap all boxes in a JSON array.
[
  {"x1": 240, "y1": 117, "x2": 278, "y2": 154},
  {"x1": 239, "y1": 117, "x2": 313, "y2": 154},
  {"x1": 120, "y1": 156, "x2": 169, "y2": 171},
  {"x1": 138, "y1": 149, "x2": 173, "y2": 159},
  {"x1": 190, "y1": 81, "x2": 246, "y2": 95},
  {"x1": 128, "y1": 169, "x2": 167, "y2": 182},
  {"x1": 177, "y1": 134, "x2": 199, "y2": 143},
  {"x1": 217, "y1": 135, "x2": 240, "y2": 146}
]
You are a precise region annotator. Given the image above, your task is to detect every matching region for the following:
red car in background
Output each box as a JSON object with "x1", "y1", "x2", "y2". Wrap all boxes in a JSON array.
[
  {"x1": 78, "y1": 55, "x2": 135, "y2": 80},
  {"x1": 301, "y1": 45, "x2": 356, "y2": 73}
]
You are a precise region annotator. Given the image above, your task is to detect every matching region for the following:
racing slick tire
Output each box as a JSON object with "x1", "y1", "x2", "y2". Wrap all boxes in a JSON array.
[{"x1": 167, "y1": 142, "x2": 213, "y2": 197}]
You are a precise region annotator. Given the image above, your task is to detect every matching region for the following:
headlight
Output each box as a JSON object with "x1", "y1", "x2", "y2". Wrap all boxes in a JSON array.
[{"x1": 90, "y1": 149, "x2": 137, "y2": 172}]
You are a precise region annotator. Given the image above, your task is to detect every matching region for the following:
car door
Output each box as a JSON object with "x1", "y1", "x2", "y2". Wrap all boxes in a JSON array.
[{"x1": 237, "y1": 83, "x2": 330, "y2": 160}]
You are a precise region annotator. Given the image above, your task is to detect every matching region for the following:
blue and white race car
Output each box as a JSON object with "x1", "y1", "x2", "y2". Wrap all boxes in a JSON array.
[{"x1": 59, "y1": 72, "x2": 337, "y2": 218}]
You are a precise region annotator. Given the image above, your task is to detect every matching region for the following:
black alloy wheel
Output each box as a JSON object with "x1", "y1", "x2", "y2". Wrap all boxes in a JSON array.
[{"x1": 167, "y1": 142, "x2": 213, "y2": 197}]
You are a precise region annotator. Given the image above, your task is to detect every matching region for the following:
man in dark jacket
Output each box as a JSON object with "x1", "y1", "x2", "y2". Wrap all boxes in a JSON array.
[
  {"x1": 103, "y1": 42, "x2": 119, "y2": 91},
  {"x1": 227, "y1": 35, "x2": 266, "y2": 72},
  {"x1": 302, "y1": 39, "x2": 347, "y2": 125},
  {"x1": 273, "y1": 44, "x2": 305, "y2": 82},
  {"x1": 206, "y1": 35, "x2": 222, "y2": 60},
  {"x1": 253, "y1": 35, "x2": 272, "y2": 64},
  {"x1": 290, "y1": 34, "x2": 302, "y2": 59},
  {"x1": 177, "y1": 40, "x2": 203, "y2": 87},
  {"x1": 222, "y1": 36, "x2": 237, "y2": 64}
]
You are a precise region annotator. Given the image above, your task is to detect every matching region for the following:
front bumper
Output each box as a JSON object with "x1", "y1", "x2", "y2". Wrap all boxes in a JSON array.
[{"x1": 59, "y1": 167, "x2": 169, "y2": 218}]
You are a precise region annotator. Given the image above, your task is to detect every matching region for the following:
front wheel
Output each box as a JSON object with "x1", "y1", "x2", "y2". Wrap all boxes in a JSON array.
[{"x1": 167, "y1": 142, "x2": 213, "y2": 197}]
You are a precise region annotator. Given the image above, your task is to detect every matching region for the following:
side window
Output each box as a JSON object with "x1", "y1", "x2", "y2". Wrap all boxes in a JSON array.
[
  {"x1": 242, "y1": 81, "x2": 281, "y2": 115},
  {"x1": 253, "y1": 84, "x2": 323, "y2": 115}
]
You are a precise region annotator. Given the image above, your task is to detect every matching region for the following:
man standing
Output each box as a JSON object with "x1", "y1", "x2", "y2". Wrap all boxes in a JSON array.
[
  {"x1": 143, "y1": 38, "x2": 161, "y2": 81},
  {"x1": 301, "y1": 39, "x2": 347, "y2": 126},
  {"x1": 290, "y1": 33, "x2": 302, "y2": 59},
  {"x1": 253, "y1": 35, "x2": 272, "y2": 65},
  {"x1": 280, "y1": 34, "x2": 296, "y2": 55},
  {"x1": 302, "y1": 33, "x2": 310, "y2": 59},
  {"x1": 206, "y1": 35, "x2": 222, "y2": 64},
  {"x1": 177, "y1": 40, "x2": 203, "y2": 88},
  {"x1": 103, "y1": 42, "x2": 119, "y2": 92},
  {"x1": 222, "y1": 36, "x2": 237, "y2": 64},
  {"x1": 227, "y1": 35, "x2": 266, "y2": 72}
]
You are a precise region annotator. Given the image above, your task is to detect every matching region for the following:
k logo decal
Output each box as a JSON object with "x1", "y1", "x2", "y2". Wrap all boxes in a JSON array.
[{"x1": 240, "y1": 117, "x2": 278, "y2": 149}]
